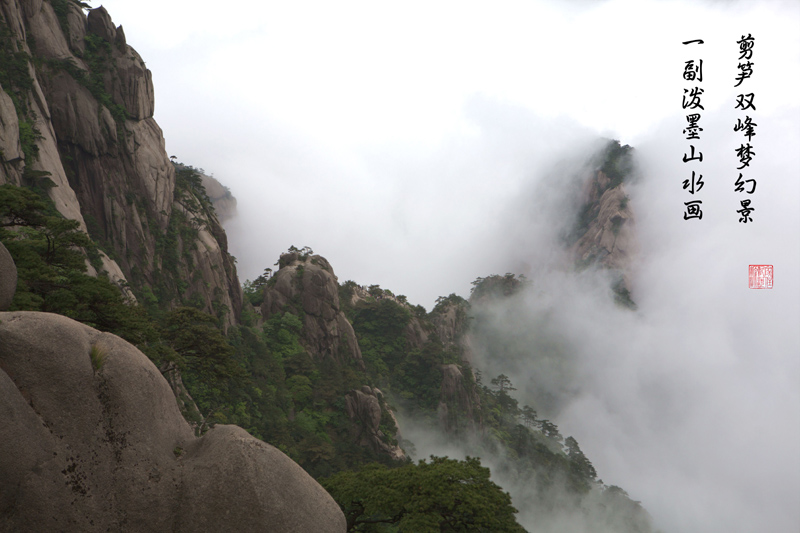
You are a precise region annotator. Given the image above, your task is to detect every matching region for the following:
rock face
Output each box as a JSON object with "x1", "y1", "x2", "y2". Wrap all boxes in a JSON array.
[
  {"x1": 403, "y1": 316, "x2": 430, "y2": 350},
  {"x1": 568, "y1": 142, "x2": 638, "y2": 303},
  {"x1": 0, "y1": 3, "x2": 242, "y2": 326},
  {"x1": 262, "y1": 252, "x2": 362, "y2": 365},
  {"x1": 572, "y1": 169, "x2": 637, "y2": 276},
  {"x1": 0, "y1": 242, "x2": 15, "y2": 310},
  {"x1": 438, "y1": 364, "x2": 481, "y2": 434},
  {"x1": 0, "y1": 310, "x2": 346, "y2": 532},
  {"x1": 344, "y1": 386, "x2": 405, "y2": 460},
  {"x1": 430, "y1": 300, "x2": 469, "y2": 349},
  {"x1": 199, "y1": 171, "x2": 238, "y2": 223}
]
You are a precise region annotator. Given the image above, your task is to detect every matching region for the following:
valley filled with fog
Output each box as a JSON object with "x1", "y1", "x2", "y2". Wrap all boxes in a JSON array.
[{"x1": 97, "y1": 1, "x2": 800, "y2": 531}]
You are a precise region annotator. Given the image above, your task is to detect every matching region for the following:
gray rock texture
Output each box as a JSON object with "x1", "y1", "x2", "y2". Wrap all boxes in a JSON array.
[
  {"x1": 0, "y1": 242, "x2": 15, "y2": 310},
  {"x1": 430, "y1": 301, "x2": 468, "y2": 348},
  {"x1": 263, "y1": 252, "x2": 362, "y2": 365},
  {"x1": 0, "y1": 3, "x2": 242, "y2": 326},
  {"x1": 345, "y1": 387, "x2": 405, "y2": 460},
  {"x1": 179, "y1": 425, "x2": 345, "y2": 532},
  {"x1": 571, "y1": 169, "x2": 637, "y2": 293},
  {"x1": 199, "y1": 170, "x2": 238, "y2": 223},
  {"x1": 0, "y1": 311, "x2": 346, "y2": 532},
  {"x1": 437, "y1": 364, "x2": 481, "y2": 434}
]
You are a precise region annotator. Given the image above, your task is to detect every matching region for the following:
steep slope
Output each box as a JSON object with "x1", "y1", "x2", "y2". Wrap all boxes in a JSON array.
[
  {"x1": 569, "y1": 141, "x2": 638, "y2": 305},
  {"x1": 0, "y1": 2, "x2": 241, "y2": 325}
]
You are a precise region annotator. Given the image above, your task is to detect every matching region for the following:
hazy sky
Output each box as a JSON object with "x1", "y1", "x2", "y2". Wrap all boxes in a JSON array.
[{"x1": 97, "y1": 1, "x2": 799, "y2": 531}]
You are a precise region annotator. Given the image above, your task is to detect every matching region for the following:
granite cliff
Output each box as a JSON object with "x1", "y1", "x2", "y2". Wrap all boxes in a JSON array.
[
  {"x1": 0, "y1": 1, "x2": 241, "y2": 326},
  {"x1": 570, "y1": 141, "x2": 638, "y2": 304}
]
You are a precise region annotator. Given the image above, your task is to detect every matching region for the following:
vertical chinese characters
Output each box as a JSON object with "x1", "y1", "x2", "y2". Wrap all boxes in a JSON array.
[
  {"x1": 682, "y1": 39, "x2": 705, "y2": 220},
  {"x1": 734, "y1": 34, "x2": 756, "y2": 223}
]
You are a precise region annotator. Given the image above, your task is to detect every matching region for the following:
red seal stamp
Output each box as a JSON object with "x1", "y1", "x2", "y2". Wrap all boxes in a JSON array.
[{"x1": 748, "y1": 265, "x2": 773, "y2": 289}]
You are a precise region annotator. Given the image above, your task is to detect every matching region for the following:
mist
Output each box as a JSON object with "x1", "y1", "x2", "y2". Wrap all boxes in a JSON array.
[
  {"x1": 95, "y1": 0, "x2": 800, "y2": 530},
  {"x1": 396, "y1": 109, "x2": 800, "y2": 532}
]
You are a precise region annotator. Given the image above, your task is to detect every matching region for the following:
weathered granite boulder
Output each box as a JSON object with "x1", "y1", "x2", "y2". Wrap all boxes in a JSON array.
[
  {"x1": 0, "y1": 242, "x2": 15, "y2": 311},
  {"x1": 179, "y1": 425, "x2": 345, "y2": 532},
  {"x1": 263, "y1": 253, "x2": 362, "y2": 365},
  {"x1": 0, "y1": 311, "x2": 346, "y2": 532}
]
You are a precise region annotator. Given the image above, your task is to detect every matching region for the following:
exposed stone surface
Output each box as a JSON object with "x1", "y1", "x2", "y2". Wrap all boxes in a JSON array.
[
  {"x1": 345, "y1": 387, "x2": 405, "y2": 460},
  {"x1": 0, "y1": 242, "x2": 16, "y2": 310},
  {"x1": 263, "y1": 252, "x2": 362, "y2": 365},
  {"x1": 86, "y1": 6, "x2": 117, "y2": 46},
  {"x1": 199, "y1": 171, "x2": 238, "y2": 222},
  {"x1": 430, "y1": 301, "x2": 466, "y2": 347},
  {"x1": 65, "y1": 1, "x2": 87, "y2": 54},
  {"x1": 25, "y1": 0, "x2": 73, "y2": 60},
  {"x1": 0, "y1": 84, "x2": 21, "y2": 164},
  {"x1": 438, "y1": 364, "x2": 481, "y2": 434},
  {"x1": 0, "y1": 311, "x2": 346, "y2": 532},
  {"x1": 0, "y1": 3, "x2": 242, "y2": 326},
  {"x1": 180, "y1": 425, "x2": 345, "y2": 533},
  {"x1": 571, "y1": 169, "x2": 637, "y2": 298},
  {"x1": 404, "y1": 316, "x2": 430, "y2": 350},
  {"x1": 572, "y1": 170, "x2": 637, "y2": 274}
]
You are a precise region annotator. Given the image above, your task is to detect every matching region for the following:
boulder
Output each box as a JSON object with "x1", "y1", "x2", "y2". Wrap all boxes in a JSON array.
[
  {"x1": 180, "y1": 425, "x2": 345, "y2": 532},
  {"x1": 0, "y1": 311, "x2": 346, "y2": 532}
]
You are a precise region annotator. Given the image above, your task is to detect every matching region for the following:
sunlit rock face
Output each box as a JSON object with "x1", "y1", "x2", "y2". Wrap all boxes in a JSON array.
[
  {"x1": 262, "y1": 252, "x2": 363, "y2": 365},
  {"x1": 0, "y1": 309, "x2": 346, "y2": 533},
  {"x1": 0, "y1": 4, "x2": 242, "y2": 326}
]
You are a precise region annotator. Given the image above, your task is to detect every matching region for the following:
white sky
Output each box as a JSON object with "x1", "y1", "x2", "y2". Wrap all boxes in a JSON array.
[
  {"x1": 97, "y1": 0, "x2": 800, "y2": 307},
  {"x1": 97, "y1": 0, "x2": 799, "y2": 531}
]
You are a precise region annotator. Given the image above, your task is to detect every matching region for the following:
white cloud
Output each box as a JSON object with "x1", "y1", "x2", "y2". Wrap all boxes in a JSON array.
[{"x1": 95, "y1": 0, "x2": 799, "y2": 530}]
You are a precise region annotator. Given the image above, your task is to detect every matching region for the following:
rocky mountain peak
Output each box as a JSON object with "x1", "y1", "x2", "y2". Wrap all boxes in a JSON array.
[
  {"x1": 569, "y1": 141, "x2": 638, "y2": 303},
  {"x1": 1, "y1": 2, "x2": 242, "y2": 326},
  {"x1": 262, "y1": 251, "x2": 363, "y2": 365}
]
